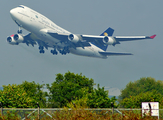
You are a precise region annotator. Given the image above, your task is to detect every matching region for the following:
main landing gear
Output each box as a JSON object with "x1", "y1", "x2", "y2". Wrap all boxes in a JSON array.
[
  {"x1": 17, "y1": 30, "x2": 22, "y2": 34},
  {"x1": 59, "y1": 47, "x2": 70, "y2": 55},
  {"x1": 39, "y1": 46, "x2": 45, "y2": 53},
  {"x1": 38, "y1": 44, "x2": 70, "y2": 55},
  {"x1": 51, "y1": 49, "x2": 58, "y2": 55},
  {"x1": 50, "y1": 47, "x2": 70, "y2": 55},
  {"x1": 59, "y1": 50, "x2": 67, "y2": 55}
]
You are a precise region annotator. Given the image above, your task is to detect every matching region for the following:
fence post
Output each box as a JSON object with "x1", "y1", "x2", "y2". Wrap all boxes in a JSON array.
[
  {"x1": 37, "y1": 102, "x2": 40, "y2": 120},
  {"x1": 0, "y1": 102, "x2": 3, "y2": 116},
  {"x1": 148, "y1": 103, "x2": 151, "y2": 117},
  {"x1": 0, "y1": 102, "x2": 2, "y2": 116},
  {"x1": 111, "y1": 102, "x2": 114, "y2": 115}
]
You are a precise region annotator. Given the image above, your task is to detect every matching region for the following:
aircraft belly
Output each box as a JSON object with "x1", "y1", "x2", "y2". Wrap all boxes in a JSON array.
[{"x1": 70, "y1": 47, "x2": 106, "y2": 58}]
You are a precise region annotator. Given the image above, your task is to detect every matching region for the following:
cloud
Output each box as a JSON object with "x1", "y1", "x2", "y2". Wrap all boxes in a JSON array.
[{"x1": 105, "y1": 87, "x2": 121, "y2": 96}]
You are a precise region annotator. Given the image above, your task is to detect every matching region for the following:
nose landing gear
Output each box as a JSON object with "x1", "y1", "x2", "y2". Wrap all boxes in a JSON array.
[
  {"x1": 17, "y1": 27, "x2": 22, "y2": 34},
  {"x1": 17, "y1": 30, "x2": 22, "y2": 34}
]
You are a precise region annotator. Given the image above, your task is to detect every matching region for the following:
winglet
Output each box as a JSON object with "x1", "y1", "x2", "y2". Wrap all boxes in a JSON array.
[{"x1": 150, "y1": 34, "x2": 156, "y2": 39}]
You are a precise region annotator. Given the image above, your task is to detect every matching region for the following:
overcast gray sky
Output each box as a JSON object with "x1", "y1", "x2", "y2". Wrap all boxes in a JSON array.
[{"x1": 0, "y1": 0, "x2": 163, "y2": 95}]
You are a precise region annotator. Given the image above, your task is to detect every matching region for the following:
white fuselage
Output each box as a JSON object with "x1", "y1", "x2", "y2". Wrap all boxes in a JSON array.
[{"x1": 10, "y1": 5, "x2": 107, "y2": 58}]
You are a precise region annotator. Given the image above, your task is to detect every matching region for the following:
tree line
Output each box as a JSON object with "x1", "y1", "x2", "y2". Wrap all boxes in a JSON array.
[{"x1": 0, "y1": 72, "x2": 163, "y2": 108}]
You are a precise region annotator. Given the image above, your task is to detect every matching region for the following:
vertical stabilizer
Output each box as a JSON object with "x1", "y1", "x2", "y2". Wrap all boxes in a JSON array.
[
  {"x1": 97, "y1": 27, "x2": 114, "y2": 51},
  {"x1": 100, "y1": 27, "x2": 114, "y2": 36},
  {"x1": 90, "y1": 27, "x2": 114, "y2": 51}
]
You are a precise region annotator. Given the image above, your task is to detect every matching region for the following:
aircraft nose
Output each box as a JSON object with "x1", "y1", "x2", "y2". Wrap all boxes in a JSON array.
[
  {"x1": 10, "y1": 8, "x2": 16, "y2": 17},
  {"x1": 10, "y1": 8, "x2": 20, "y2": 20}
]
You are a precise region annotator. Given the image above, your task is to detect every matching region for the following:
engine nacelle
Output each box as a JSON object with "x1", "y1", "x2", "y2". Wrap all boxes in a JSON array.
[
  {"x1": 103, "y1": 36, "x2": 115, "y2": 45},
  {"x1": 68, "y1": 34, "x2": 80, "y2": 43},
  {"x1": 14, "y1": 34, "x2": 24, "y2": 43},
  {"x1": 7, "y1": 36, "x2": 18, "y2": 45}
]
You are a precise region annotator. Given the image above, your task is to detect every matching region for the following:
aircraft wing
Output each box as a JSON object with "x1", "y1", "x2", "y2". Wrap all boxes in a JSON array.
[
  {"x1": 23, "y1": 33, "x2": 49, "y2": 49},
  {"x1": 114, "y1": 35, "x2": 156, "y2": 41},
  {"x1": 49, "y1": 33, "x2": 105, "y2": 46},
  {"x1": 23, "y1": 33, "x2": 37, "y2": 46},
  {"x1": 99, "y1": 51, "x2": 133, "y2": 56},
  {"x1": 81, "y1": 35, "x2": 104, "y2": 43},
  {"x1": 81, "y1": 34, "x2": 156, "y2": 43},
  {"x1": 47, "y1": 32, "x2": 69, "y2": 43},
  {"x1": 47, "y1": 31, "x2": 91, "y2": 48},
  {"x1": 48, "y1": 30, "x2": 106, "y2": 49},
  {"x1": 47, "y1": 29, "x2": 156, "y2": 50}
]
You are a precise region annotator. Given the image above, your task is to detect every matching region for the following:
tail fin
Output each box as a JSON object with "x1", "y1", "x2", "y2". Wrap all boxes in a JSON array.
[
  {"x1": 99, "y1": 27, "x2": 114, "y2": 51},
  {"x1": 100, "y1": 27, "x2": 114, "y2": 36}
]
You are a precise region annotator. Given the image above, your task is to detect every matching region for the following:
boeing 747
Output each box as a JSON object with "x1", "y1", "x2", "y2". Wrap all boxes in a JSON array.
[{"x1": 7, "y1": 5, "x2": 156, "y2": 59}]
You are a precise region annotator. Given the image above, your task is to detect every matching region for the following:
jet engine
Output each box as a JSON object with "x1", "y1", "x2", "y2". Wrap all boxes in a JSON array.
[
  {"x1": 13, "y1": 34, "x2": 24, "y2": 43},
  {"x1": 68, "y1": 34, "x2": 80, "y2": 43},
  {"x1": 103, "y1": 36, "x2": 115, "y2": 45},
  {"x1": 7, "y1": 35, "x2": 18, "y2": 45}
]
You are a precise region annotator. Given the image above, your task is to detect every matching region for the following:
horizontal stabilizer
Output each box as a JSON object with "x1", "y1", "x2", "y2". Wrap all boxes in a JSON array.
[{"x1": 99, "y1": 51, "x2": 133, "y2": 56}]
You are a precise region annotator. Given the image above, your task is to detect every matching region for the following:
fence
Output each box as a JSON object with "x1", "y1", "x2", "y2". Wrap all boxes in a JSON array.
[{"x1": 0, "y1": 108, "x2": 163, "y2": 119}]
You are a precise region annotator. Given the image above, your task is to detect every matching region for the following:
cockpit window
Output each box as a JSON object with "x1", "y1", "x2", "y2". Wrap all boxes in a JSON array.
[{"x1": 18, "y1": 6, "x2": 24, "y2": 8}]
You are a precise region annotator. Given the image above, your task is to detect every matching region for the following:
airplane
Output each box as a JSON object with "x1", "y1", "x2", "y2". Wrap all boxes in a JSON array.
[{"x1": 7, "y1": 5, "x2": 156, "y2": 59}]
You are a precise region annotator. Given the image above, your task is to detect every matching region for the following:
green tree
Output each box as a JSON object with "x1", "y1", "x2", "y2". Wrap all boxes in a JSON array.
[
  {"x1": 20, "y1": 81, "x2": 47, "y2": 108},
  {"x1": 119, "y1": 77, "x2": 163, "y2": 103},
  {"x1": 47, "y1": 72, "x2": 117, "y2": 108},
  {"x1": 87, "y1": 84, "x2": 117, "y2": 108},
  {"x1": 121, "y1": 91, "x2": 163, "y2": 108},
  {"x1": 47, "y1": 72, "x2": 94, "y2": 107},
  {"x1": 68, "y1": 84, "x2": 117, "y2": 108},
  {"x1": 0, "y1": 84, "x2": 36, "y2": 108}
]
